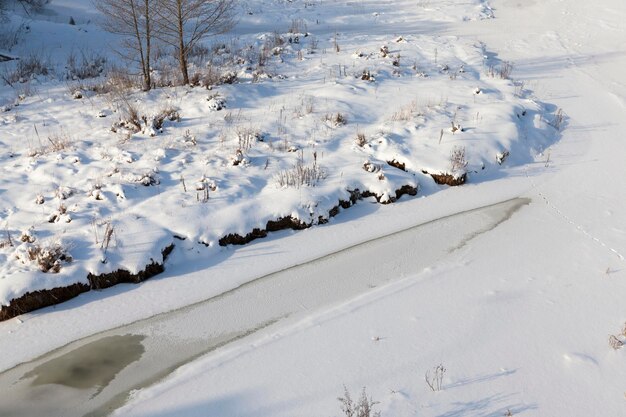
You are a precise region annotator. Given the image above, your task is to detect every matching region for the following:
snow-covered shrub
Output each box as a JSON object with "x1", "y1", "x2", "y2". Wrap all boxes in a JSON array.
[
  {"x1": 188, "y1": 43, "x2": 211, "y2": 64},
  {"x1": 288, "y1": 18, "x2": 307, "y2": 34},
  {"x1": 450, "y1": 120, "x2": 462, "y2": 133},
  {"x1": 27, "y1": 130, "x2": 72, "y2": 157},
  {"x1": 181, "y1": 129, "x2": 197, "y2": 146},
  {"x1": 47, "y1": 203, "x2": 71, "y2": 223},
  {"x1": 323, "y1": 112, "x2": 347, "y2": 128},
  {"x1": 207, "y1": 94, "x2": 226, "y2": 111},
  {"x1": 220, "y1": 70, "x2": 237, "y2": 84},
  {"x1": 609, "y1": 335, "x2": 623, "y2": 350},
  {"x1": 360, "y1": 70, "x2": 374, "y2": 82},
  {"x1": 355, "y1": 131, "x2": 367, "y2": 147},
  {"x1": 275, "y1": 154, "x2": 326, "y2": 188},
  {"x1": 362, "y1": 160, "x2": 381, "y2": 173},
  {"x1": 236, "y1": 127, "x2": 263, "y2": 150},
  {"x1": 188, "y1": 64, "x2": 223, "y2": 88},
  {"x1": 112, "y1": 100, "x2": 142, "y2": 133},
  {"x1": 153, "y1": 59, "x2": 181, "y2": 87},
  {"x1": 487, "y1": 61, "x2": 514, "y2": 79},
  {"x1": 450, "y1": 145, "x2": 467, "y2": 173},
  {"x1": 0, "y1": 0, "x2": 7, "y2": 22},
  {"x1": 0, "y1": 22, "x2": 26, "y2": 52},
  {"x1": 0, "y1": 226, "x2": 14, "y2": 249},
  {"x1": 496, "y1": 150, "x2": 510, "y2": 165},
  {"x1": 390, "y1": 101, "x2": 417, "y2": 122},
  {"x1": 2, "y1": 54, "x2": 50, "y2": 84},
  {"x1": 550, "y1": 108, "x2": 565, "y2": 131},
  {"x1": 144, "y1": 106, "x2": 180, "y2": 134},
  {"x1": 46, "y1": 131, "x2": 72, "y2": 152},
  {"x1": 15, "y1": 240, "x2": 73, "y2": 273},
  {"x1": 89, "y1": 67, "x2": 137, "y2": 95},
  {"x1": 337, "y1": 386, "x2": 381, "y2": 417},
  {"x1": 20, "y1": 229, "x2": 36, "y2": 243},
  {"x1": 129, "y1": 170, "x2": 159, "y2": 186},
  {"x1": 55, "y1": 186, "x2": 73, "y2": 200},
  {"x1": 230, "y1": 149, "x2": 246, "y2": 166},
  {"x1": 193, "y1": 176, "x2": 216, "y2": 203},
  {"x1": 425, "y1": 363, "x2": 446, "y2": 391},
  {"x1": 65, "y1": 52, "x2": 106, "y2": 80}
]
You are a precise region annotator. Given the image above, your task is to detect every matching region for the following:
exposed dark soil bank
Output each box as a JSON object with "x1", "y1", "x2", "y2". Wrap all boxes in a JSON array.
[
  {"x1": 0, "y1": 283, "x2": 90, "y2": 322},
  {"x1": 426, "y1": 171, "x2": 467, "y2": 186},
  {"x1": 387, "y1": 159, "x2": 407, "y2": 171},
  {"x1": 0, "y1": 245, "x2": 175, "y2": 322},
  {"x1": 219, "y1": 184, "x2": 418, "y2": 246},
  {"x1": 87, "y1": 244, "x2": 174, "y2": 290}
]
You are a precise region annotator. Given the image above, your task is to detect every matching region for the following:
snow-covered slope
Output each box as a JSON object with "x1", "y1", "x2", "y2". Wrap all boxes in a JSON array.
[
  {"x1": 2, "y1": 0, "x2": 625, "y2": 416},
  {"x1": 113, "y1": 0, "x2": 626, "y2": 416},
  {"x1": 0, "y1": 0, "x2": 556, "y2": 312}
]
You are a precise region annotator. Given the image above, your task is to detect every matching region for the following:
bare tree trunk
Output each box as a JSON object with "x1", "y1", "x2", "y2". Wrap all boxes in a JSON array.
[
  {"x1": 175, "y1": 0, "x2": 189, "y2": 85},
  {"x1": 144, "y1": 0, "x2": 152, "y2": 90},
  {"x1": 129, "y1": 1, "x2": 149, "y2": 90}
]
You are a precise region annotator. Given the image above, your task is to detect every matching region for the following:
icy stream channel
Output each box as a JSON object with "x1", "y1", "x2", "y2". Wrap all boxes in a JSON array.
[{"x1": 0, "y1": 198, "x2": 530, "y2": 417}]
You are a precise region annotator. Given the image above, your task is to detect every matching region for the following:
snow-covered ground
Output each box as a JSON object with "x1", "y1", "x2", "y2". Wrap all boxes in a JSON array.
[
  {"x1": 0, "y1": 0, "x2": 556, "y2": 309},
  {"x1": 1, "y1": 0, "x2": 626, "y2": 416}
]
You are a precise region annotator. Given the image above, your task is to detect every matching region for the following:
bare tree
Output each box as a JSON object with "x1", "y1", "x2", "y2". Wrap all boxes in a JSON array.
[
  {"x1": 95, "y1": 0, "x2": 155, "y2": 90},
  {"x1": 19, "y1": 0, "x2": 51, "y2": 13},
  {"x1": 155, "y1": 0, "x2": 235, "y2": 85},
  {"x1": 0, "y1": 0, "x2": 9, "y2": 21}
]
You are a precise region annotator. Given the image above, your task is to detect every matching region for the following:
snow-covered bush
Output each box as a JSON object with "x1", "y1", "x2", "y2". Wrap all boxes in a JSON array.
[
  {"x1": 337, "y1": 386, "x2": 381, "y2": 417},
  {"x1": 236, "y1": 127, "x2": 263, "y2": 150},
  {"x1": 47, "y1": 203, "x2": 71, "y2": 223},
  {"x1": 0, "y1": 22, "x2": 26, "y2": 52},
  {"x1": 111, "y1": 100, "x2": 142, "y2": 133},
  {"x1": 355, "y1": 131, "x2": 367, "y2": 147},
  {"x1": 220, "y1": 70, "x2": 237, "y2": 84},
  {"x1": 425, "y1": 363, "x2": 446, "y2": 391},
  {"x1": 609, "y1": 335, "x2": 623, "y2": 350},
  {"x1": 143, "y1": 105, "x2": 180, "y2": 135},
  {"x1": 550, "y1": 108, "x2": 565, "y2": 131},
  {"x1": 92, "y1": 68, "x2": 138, "y2": 94},
  {"x1": 487, "y1": 61, "x2": 514, "y2": 79},
  {"x1": 230, "y1": 149, "x2": 246, "y2": 166},
  {"x1": 449, "y1": 145, "x2": 467, "y2": 173},
  {"x1": 275, "y1": 154, "x2": 326, "y2": 188},
  {"x1": 1, "y1": 54, "x2": 50, "y2": 85},
  {"x1": 207, "y1": 94, "x2": 226, "y2": 111},
  {"x1": 323, "y1": 112, "x2": 347, "y2": 128},
  {"x1": 390, "y1": 101, "x2": 417, "y2": 122},
  {"x1": 128, "y1": 170, "x2": 159, "y2": 186},
  {"x1": 362, "y1": 160, "x2": 381, "y2": 173},
  {"x1": 360, "y1": 69, "x2": 375, "y2": 81},
  {"x1": 46, "y1": 131, "x2": 72, "y2": 152},
  {"x1": 65, "y1": 52, "x2": 106, "y2": 80},
  {"x1": 0, "y1": 226, "x2": 13, "y2": 249},
  {"x1": 15, "y1": 240, "x2": 73, "y2": 273}
]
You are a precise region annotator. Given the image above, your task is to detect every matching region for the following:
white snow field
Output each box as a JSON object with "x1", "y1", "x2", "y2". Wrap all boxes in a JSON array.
[
  {"x1": 1, "y1": 0, "x2": 625, "y2": 416},
  {"x1": 0, "y1": 0, "x2": 554, "y2": 311}
]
